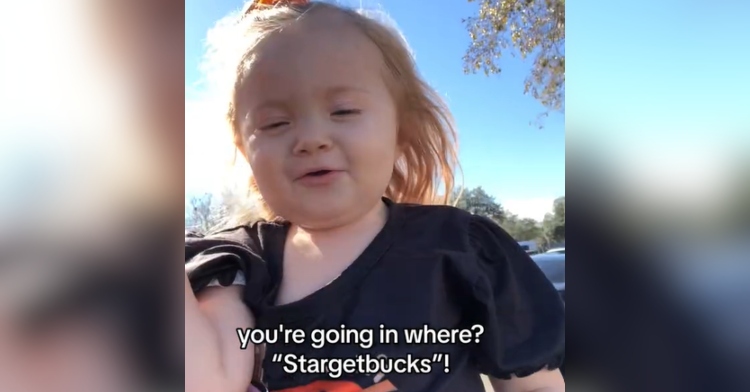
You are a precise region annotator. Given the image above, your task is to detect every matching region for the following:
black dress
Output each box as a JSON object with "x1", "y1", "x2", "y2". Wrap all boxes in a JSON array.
[{"x1": 186, "y1": 198, "x2": 564, "y2": 391}]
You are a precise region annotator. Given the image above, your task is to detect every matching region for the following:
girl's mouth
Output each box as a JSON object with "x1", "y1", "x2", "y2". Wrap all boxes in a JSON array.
[
  {"x1": 296, "y1": 169, "x2": 343, "y2": 186},
  {"x1": 305, "y1": 170, "x2": 332, "y2": 177}
]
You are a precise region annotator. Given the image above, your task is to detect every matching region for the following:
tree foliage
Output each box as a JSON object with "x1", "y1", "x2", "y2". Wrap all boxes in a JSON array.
[
  {"x1": 185, "y1": 187, "x2": 260, "y2": 234},
  {"x1": 455, "y1": 186, "x2": 564, "y2": 249},
  {"x1": 463, "y1": 0, "x2": 565, "y2": 113},
  {"x1": 540, "y1": 196, "x2": 565, "y2": 246},
  {"x1": 185, "y1": 193, "x2": 224, "y2": 234},
  {"x1": 502, "y1": 214, "x2": 543, "y2": 241},
  {"x1": 453, "y1": 186, "x2": 506, "y2": 223}
]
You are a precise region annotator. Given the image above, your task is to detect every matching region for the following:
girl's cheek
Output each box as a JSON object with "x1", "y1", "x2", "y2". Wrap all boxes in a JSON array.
[
  {"x1": 348, "y1": 122, "x2": 397, "y2": 157},
  {"x1": 245, "y1": 137, "x2": 265, "y2": 162},
  {"x1": 247, "y1": 146, "x2": 280, "y2": 175}
]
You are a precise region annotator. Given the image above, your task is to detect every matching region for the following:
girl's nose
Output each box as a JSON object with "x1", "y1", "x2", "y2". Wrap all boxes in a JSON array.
[{"x1": 291, "y1": 123, "x2": 333, "y2": 156}]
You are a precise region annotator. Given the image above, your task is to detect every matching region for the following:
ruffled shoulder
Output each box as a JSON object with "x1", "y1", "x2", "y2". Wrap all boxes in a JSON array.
[
  {"x1": 185, "y1": 223, "x2": 275, "y2": 314},
  {"x1": 464, "y1": 214, "x2": 565, "y2": 379}
]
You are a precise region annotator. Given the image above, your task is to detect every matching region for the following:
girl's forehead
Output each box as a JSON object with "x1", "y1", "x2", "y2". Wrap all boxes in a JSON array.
[
  {"x1": 253, "y1": 10, "x2": 376, "y2": 63},
  {"x1": 241, "y1": 13, "x2": 388, "y2": 101}
]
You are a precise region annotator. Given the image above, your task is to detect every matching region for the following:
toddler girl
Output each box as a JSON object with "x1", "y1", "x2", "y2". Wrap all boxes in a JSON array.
[{"x1": 185, "y1": 1, "x2": 564, "y2": 391}]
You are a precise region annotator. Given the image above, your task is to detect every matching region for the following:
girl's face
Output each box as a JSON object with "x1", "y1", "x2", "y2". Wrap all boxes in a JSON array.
[{"x1": 237, "y1": 10, "x2": 400, "y2": 228}]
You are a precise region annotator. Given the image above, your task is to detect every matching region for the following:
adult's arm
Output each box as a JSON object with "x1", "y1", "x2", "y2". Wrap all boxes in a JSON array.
[{"x1": 185, "y1": 272, "x2": 254, "y2": 392}]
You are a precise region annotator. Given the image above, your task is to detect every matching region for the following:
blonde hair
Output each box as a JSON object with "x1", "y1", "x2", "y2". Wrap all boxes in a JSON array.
[{"x1": 208, "y1": 0, "x2": 461, "y2": 224}]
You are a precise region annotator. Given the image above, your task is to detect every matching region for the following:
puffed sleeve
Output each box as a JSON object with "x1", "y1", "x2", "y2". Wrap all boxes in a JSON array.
[
  {"x1": 466, "y1": 215, "x2": 564, "y2": 379},
  {"x1": 185, "y1": 225, "x2": 272, "y2": 314}
]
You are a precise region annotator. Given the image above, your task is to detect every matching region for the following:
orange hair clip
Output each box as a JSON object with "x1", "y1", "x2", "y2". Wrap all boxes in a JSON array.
[{"x1": 244, "y1": 0, "x2": 310, "y2": 13}]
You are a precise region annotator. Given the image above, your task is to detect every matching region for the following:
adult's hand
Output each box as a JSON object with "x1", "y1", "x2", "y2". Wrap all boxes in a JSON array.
[{"x1": 185, "y1": 272, "x2": 256, "y2": 392}]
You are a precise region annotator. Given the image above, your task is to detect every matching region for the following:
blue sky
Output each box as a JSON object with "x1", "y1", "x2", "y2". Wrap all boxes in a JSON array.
[{"x1": 185, "y1": 0, "x2": 565, "y2": 220}]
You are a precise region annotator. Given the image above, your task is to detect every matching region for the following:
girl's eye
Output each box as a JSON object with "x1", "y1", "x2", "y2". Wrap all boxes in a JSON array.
[
  {"x1": 331, "y1": 109, "x2": 361, "y2": 116},
  {"x1": 259, "y1": 121, "x2": 289, "y2": 131}
]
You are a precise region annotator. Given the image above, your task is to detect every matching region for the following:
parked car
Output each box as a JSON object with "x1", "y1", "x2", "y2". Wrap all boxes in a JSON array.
[
  {"x1": 531, "y1": 252, "x2": 565, "y2": 302},
  {"x1": 518, "y1": 240, "x2": 540, "y2": 255},
  {"x1": 545, "y1": 247, "x2": 565, "y2": 255}
]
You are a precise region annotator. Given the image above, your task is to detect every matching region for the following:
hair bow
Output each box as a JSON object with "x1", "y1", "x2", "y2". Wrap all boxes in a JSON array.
[{"x1": 244, "y1": 0, "x2": 310, "y2": 13}]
